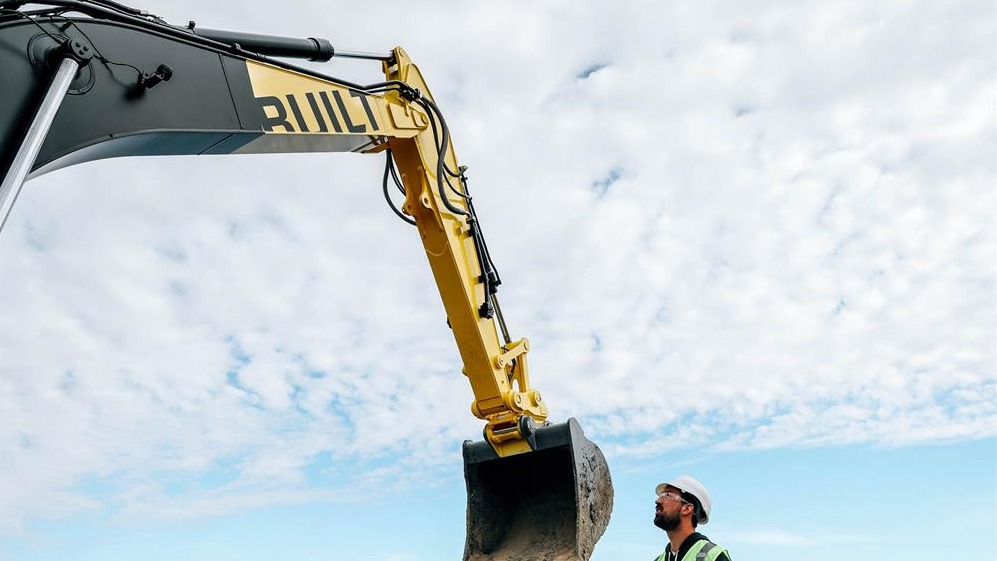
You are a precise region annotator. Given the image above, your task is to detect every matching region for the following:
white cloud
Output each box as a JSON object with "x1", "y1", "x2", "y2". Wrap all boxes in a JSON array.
[{"x1": 1, "y1": 0, "x2": 993, "y2": 533}]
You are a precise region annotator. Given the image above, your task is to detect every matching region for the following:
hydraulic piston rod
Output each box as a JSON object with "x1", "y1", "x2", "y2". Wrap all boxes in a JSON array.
[
  {"x1": 0, "y1": 55, "x2": 80, "y2": 237},
  {"x1": 192, "y1": 28, "x2": 335, "y2": 61},
  {"x1": 192, "y1": 27, "x2": 391, "y2": 61}
]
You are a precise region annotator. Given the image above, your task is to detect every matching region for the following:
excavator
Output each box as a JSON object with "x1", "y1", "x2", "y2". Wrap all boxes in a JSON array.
[{"x1": 0, "y1": 1, "x2": 613, "y2": 559}]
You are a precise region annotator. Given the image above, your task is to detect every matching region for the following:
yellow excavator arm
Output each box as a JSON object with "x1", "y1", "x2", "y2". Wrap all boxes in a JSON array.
[
  {"x1": 0, "y1": 2, "x2": 611, "y2": 559},
  {"x1": 384, "y1": 49, "x2": 551, "y2": 456},
  {"x1": 239, "y1": 47, "x2": 550, "y2": 457}
]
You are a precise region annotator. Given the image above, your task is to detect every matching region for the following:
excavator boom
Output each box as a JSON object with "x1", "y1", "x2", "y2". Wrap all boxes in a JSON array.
[{"x1": 0, "y1": 2, "x2": 613, "y2": 558}]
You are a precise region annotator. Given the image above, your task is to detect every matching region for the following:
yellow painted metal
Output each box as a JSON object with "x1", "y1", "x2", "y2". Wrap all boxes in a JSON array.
[
  {"x1": 382, "y1": 48, "x2": 549, "y2": 457},
  {"x1": 243, "y1": 50, "x2": 549, "y2": 457},
  {"x1": 243, "y1": 59, "x2": 420, "y2": 152}
]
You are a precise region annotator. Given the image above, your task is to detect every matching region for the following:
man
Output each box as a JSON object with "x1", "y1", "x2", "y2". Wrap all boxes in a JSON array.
[{"x1": 652, "y1": 474, "x2": 731, "y2": 561}]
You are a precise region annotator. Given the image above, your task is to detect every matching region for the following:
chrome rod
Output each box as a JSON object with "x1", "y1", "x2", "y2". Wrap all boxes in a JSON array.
[
  {"x1": 333, "y1": 49, "x2": 393, "y2": 61},
  {"x1": 0, "y1": 56, "x2": 79, "y2": 237}
]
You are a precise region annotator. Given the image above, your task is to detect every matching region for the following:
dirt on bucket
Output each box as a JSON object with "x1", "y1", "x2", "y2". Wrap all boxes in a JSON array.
[{"x1": 463, "y1": 418, "x2": 613, "y2": 561}]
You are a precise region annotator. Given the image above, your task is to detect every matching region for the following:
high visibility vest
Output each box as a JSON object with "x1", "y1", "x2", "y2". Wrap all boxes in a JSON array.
[{"x1": 654, "y1": 539, "x2": 729, "y2": 561}]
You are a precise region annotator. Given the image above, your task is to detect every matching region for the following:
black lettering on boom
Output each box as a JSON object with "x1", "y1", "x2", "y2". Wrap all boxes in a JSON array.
[
  {"x1": 257, "y1": 96, "x2": 294, "y2": 132},
  {"x1": 257, "y1": 90, "x2": 378, "y2": 134},
  {"x1": 351, "y1": 91, "x2": 380, "y2": 132},
  {"x1": 333, "y1": 90, "x2": 366, "y2": 133},
  {"x1": 318, "y1": 91, "x2": 343, "y2": 132},
  {"x1": 305, "y1": 92, "x2": 329, "y2": 133},
  {"x1": 286, "y1": 94, "x2": 309, "y2": 133}
]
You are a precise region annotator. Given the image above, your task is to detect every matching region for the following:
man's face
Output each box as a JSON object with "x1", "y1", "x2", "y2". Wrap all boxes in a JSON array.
[{"x1": 653, "y1": 486, "x2": 687, "y2": 531}]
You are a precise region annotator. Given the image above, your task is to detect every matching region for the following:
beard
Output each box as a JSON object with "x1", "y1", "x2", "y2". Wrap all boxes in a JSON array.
[{"x1": 654, "y1": 510, "x2": 681, "y2": 531}]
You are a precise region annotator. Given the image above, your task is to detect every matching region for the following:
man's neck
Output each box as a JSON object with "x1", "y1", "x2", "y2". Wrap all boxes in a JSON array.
[{"x1": 666, "y1": 527, "x2": 696, "y2": 556}]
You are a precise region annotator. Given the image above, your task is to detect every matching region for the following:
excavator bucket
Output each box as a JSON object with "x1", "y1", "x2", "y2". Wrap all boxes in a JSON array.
[{"x1": 462, "y1": 418, "x2": 613, "y2": 561}]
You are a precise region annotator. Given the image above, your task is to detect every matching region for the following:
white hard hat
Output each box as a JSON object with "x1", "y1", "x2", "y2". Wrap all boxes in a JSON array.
[{"x1": 655, "y1": 474, "x2": 712, "y2": 525}]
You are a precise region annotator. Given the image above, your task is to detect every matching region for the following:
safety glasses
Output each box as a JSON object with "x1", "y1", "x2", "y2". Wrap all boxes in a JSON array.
[{"x1": 657, "y1": 492, "x2": 690, "y2": 504}]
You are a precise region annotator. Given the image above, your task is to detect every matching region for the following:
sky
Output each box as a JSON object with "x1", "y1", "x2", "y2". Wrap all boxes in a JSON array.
[{"x1": 1, "y1": 0, "x2": 995, "y2": 560}]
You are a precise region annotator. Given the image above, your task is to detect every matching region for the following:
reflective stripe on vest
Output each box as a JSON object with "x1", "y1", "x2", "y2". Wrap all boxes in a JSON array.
[
  {"x1": 692, "y1": 541, "x2": 728, "y2": 561},
  {"x1": 654, "y1": 540, "x2": 729, "y2": 561}
]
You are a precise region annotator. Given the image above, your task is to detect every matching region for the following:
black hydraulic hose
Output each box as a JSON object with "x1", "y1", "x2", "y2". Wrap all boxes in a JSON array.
[
  {"x1": 85, "y1": 0, "x2": 146, "y2": 16},
  {"x1": 362, "y1": 84, "x2": 465, "y2": 196},
  {"x1": 355, "y1": 80, "x2": 412, "y2": 94},
  {"x1": 0, "y1": 0, "x2": 375, "y2": 93},
  {"x1": 420, "y1": 96, "x2": 465, "y2": 180},
  {"x1": 414, "y1": 98, "x2": 467, "y2": 217},
  {"x1": 467, "y1": 197, "x2": 501, "y2": 289},
  {"x1": 467, "y1": 216, "x2": 494, "y2": 298},
  {"x1": 383, "y1": 151, "x2": 416, "y2": 226},
  {"x1": 0, "y1": 8, "x2": 62, "y2": 40},
  {"x1": 367, "y1": 84, "x2": 504, "y2": 308},
  {"x1": 388, "y1": 154, "x2": 405, "y2": 195},
  {"x1": 419, "y1": 103, "x2": 449, "y2": 181},
  {"x1": 425, "y1": 100, "x2": 470, "y2": 201},
  {"x1": 364, "y1": 82, "x2": 467, "y2": 195},
  {"x1": 414, "y1": 95, "x2": 505, "y2": 296}
]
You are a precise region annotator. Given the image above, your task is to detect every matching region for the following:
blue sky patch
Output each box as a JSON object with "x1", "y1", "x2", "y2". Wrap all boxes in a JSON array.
[
  {"x1": 592, "y1": 168, "x2": 623, "y2": 198},
  {"x1": 576, "y1": 63, "x2": 608, "y2": 80},
  {"x1": 591, "y1": 333, "x2": 603, "y2": 352},
  {"x1": 154, "y1": 244, "x2": 186, "y2": 263}
]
